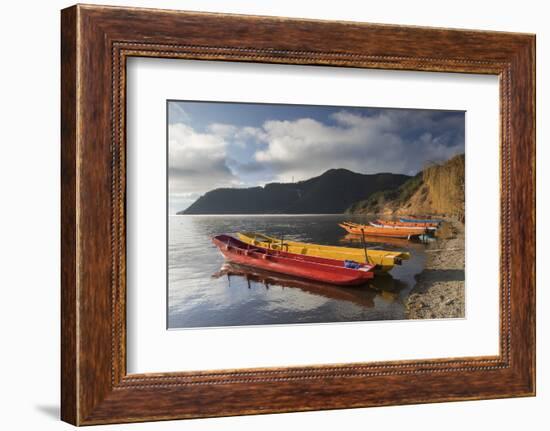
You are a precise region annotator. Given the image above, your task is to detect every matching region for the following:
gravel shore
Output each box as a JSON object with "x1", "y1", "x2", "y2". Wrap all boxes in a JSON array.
[{"x1": 406, "y1": 221, "x2": 465, "y2": 319}]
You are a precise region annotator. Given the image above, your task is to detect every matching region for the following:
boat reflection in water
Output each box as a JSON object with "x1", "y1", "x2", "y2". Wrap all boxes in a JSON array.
[{"x1": 212, "y1": 262, "x2": 408, "y2": 309}]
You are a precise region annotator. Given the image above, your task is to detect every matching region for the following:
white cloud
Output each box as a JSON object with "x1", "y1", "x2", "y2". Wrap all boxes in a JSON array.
[
  {"x1": 207, "y1": 123, "x2": 238, "y2": 138},
  {"x1": 168, "y1": 123, "x2": 241, "y2": 211},
  {"x1": 236, "y1": 126, "x2": 268, "y2": 142},
  {"x1": 250, "y1": 111, "x2": 463, "y2": 181}
]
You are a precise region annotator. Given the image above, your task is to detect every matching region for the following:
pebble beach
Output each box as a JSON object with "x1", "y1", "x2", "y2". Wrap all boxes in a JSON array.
[{"x1": 406, "y1": 221, "x2": 465, "y2": 319}]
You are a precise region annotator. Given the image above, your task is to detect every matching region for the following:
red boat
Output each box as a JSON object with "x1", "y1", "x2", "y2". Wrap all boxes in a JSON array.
[{"x1": 212, "y1": 235, "x2": 375, "y2": 286}]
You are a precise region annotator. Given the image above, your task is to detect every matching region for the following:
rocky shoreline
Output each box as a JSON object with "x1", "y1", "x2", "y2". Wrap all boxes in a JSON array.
[{"x1": 406, "y1": 220, "x2": 465, "y2": 319}]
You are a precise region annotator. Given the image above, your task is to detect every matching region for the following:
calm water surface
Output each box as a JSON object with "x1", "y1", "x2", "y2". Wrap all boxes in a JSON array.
[{"x1": 168, "y1": 214, "x2": 427, "y2": 328}]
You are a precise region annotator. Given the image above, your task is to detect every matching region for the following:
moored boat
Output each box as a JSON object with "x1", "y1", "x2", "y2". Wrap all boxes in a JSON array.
[
  {"x1": 212, "y1": 235, "x2": 375, "y2": 286},
  {"x1": 399, "y1": 216, "x2": 443, "y2": 224},
  {"x1": 374, "y1": 219, "x2": 439, "y2": 229},
  {"x1": 338, "y1": 222, "x2": 427, "y2": 240},
  {"x1": 340, "y1": 233, "x2": 413, "y2": 248},
  {"x1": 237, "y1": 232, "x2": 410, "y2": 272},
  {"x1": 368, "y1": 221, "x2": 432, "y2": 231}
]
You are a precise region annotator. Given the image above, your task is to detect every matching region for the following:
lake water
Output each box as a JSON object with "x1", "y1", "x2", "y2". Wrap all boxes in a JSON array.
[{"x1": 168, "y1": 214, "x2": 427, "y2": 328}]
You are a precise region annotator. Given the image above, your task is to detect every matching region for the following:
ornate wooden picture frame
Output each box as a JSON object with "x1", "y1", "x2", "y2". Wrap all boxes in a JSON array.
[{"x1": 61, "y1": 4, "x2": 535, "y2": 425}]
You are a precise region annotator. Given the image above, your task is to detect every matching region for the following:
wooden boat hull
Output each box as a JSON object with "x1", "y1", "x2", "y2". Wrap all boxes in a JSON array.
[
  {"x1": 212, "y1": 235, "x2": 375, "y2": 286},
  {"x1": 369, "y1": 221, "x2": 432, "y2": 231},
  {"x1": 347, "y1": 221, "x2": 429, "y2": 231},
  {"x1": 237, "y1": 232, "x2": 410, "y2": 272},
  {"x1": 375, "y1": 219, "x2": 439, "y2": 229},
  {"x1": 341, "y1": 233, "x2": 414, "y2": 248},
  {"x1": 399, "y1": 217, "x2": 443, "y2": 224},
  {"x1": 339, "y1": 222, "x2": 426, "y2": 239}
]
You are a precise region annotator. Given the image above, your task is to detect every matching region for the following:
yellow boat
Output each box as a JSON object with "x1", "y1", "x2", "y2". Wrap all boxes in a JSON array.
[{"x1": 237, "y1": 232, "x2": 410, "y2": 272}]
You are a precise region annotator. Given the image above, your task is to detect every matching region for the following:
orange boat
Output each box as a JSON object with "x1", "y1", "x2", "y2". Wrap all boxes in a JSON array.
[
  {"x1": 375, "y1": 219, "x2": 439, "y2": 229},
  {"x1": 338, "y1": 222, "x2": 427, "y2": 239},
  {"x1": 346, "y1": 220, "x2": 434, "y2": 231},
  {"x1": 400, "y1": 216, "x2": 443, "y2": 224},
  {"x1": 340, "y1": 233, "x2": 413, "y2": 248}
]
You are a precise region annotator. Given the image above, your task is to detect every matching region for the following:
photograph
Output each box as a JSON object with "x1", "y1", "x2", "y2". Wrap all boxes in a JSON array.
[{"x1": 167, "y1": 100, "x2": 466, "y2": 328}]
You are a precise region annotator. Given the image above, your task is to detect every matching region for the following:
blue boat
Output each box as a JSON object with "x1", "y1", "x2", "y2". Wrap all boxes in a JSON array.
[{"x1": 399, "y1": 217, "x2": 443, "y2": 224}]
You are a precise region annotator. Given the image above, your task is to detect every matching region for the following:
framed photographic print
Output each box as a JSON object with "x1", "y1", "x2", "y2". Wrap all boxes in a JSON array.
[
  {"x1": 164, "y1": 100, "x2": 466, "y2": 330},
  {"x1": 61, "y1": 4, "x2": 535, "y2": 425}
]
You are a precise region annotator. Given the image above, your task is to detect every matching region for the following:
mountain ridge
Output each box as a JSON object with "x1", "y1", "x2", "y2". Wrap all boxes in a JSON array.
[{"x1": 179, "y1": 168, "x2": 411, "y2": 215}]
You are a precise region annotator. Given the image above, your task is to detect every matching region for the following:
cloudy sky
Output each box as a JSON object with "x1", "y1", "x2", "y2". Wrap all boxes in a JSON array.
[{"x1": 168, "y1": 101, "x2": 465, "y2": 214}]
